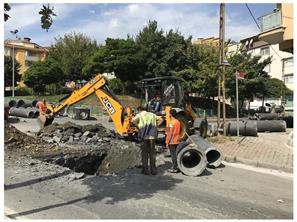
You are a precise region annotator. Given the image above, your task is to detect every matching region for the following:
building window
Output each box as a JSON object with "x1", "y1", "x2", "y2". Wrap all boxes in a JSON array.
[
  {"x1": 4, "y1": 47, "x2": 11, "y2": 56},
  {"x1": 25, "y1": 60, "x2": 35, "y2": 68},
  {"x1": 284, "y1": 74, "x2": 293, "y2": 84},
  {"x1": 25, "y1": 51, "x2": 37, "y2": 57},
  {"x1": 284, "y1": 58, "x2": 293, "y2": 68},
  {"x1": 264, "y1": 64, "x2": 271, "y2": 73},
  {"x1": 260, "y1": 47, "x2": 270, "y2": 56}
]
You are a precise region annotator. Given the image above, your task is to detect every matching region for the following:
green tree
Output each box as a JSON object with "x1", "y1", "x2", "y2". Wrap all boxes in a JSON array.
[
  {"x1": 136, "y1": 20, "x2": 191, "y2": 78},
  {"x1": 4, "y1": 55, "x2": 21, "y2": 87},
  {"x1": 83, "y1": 37, "x2": 145, "y2": 82},
  {"x1": 225, "y1": 52, "x2": 272, "y2": 109},
  {"x1": 175, "y1": 44, "x2": 219, "y2": 98},
  {"x1": 4, "y1": 3, "x2": 10, "y2": 22},
  {"x1": 39, "y1": 4, "x2": 56, "y2": 32},
  {"x1": 48, "y1": 32, "x2": 98, "y2": 81},
  {"x1": 23, "y1": 59, "x2": 63, "y2": 94}
]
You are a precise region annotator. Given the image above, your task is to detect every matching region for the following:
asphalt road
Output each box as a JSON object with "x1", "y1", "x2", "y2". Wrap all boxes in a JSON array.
[
  {"x1": 4, "y1": 116, "x2": 293, "y2": 219},
  {"x1": 4, "y1": 153, "x2": 293, "y2": 219}
]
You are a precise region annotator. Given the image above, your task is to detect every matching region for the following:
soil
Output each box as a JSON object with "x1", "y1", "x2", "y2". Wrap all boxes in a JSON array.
[{"x1": 4, "y1": 121, "x2": 141, "y2": 175}]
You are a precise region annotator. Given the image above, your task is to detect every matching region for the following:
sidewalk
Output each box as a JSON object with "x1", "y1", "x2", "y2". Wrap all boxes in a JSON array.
[{"x1": 210, "y1": 130, "x2": 293, "y2": 173}]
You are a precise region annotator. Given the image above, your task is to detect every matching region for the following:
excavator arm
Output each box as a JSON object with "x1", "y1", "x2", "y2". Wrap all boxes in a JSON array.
[{"x1": 42, "y1": 74, "x2": 137, "y2": 135}]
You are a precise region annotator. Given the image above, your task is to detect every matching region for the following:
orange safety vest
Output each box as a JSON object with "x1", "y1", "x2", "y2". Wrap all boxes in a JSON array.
[
  {"x1": 38, "y1": 102, "x2": 47, "y2": 114},
  {"x1": 166, "y1": 118, "x2": 181, "y2": 145}
]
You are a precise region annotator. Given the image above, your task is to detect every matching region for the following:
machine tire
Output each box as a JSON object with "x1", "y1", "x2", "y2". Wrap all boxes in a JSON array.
[{"x1": 175, "y1": 114, "x2": 192, "y2": 141}]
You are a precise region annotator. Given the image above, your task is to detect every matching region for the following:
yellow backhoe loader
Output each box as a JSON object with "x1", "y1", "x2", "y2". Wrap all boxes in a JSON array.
[{"x1": 38, "y1": 74, "x2": 206, "y2": 139}]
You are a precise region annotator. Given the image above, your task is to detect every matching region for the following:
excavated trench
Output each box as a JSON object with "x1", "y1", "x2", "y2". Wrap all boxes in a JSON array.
[{"x1": 43, "y1": 152, "x2": 108, "y2": 175}]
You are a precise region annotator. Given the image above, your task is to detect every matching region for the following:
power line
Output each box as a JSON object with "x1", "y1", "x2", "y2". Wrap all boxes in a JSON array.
[{"x1": 245, "y1": 4, "x2": 260, "y2": 30}]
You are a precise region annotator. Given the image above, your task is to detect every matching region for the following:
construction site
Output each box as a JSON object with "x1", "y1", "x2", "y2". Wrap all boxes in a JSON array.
[{"x1": 4, "y1": 2, "x2": 294, "y2": 220}]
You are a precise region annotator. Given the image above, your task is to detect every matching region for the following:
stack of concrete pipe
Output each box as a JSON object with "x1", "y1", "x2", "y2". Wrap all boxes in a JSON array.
[
  {"x1": 176, "y1": 134, "x2": 222, "y2": 177},
  {"x1": 254, "y1": 112, "x2": 288, "y2": 132},
  {"x1": 6, "y1": 99, "x2": 40, "y2": 118}
]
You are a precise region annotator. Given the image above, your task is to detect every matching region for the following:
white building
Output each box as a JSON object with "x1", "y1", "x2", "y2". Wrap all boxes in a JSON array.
[{"x1": 226, "y1": 36, "x2": 293, "y2": 111}]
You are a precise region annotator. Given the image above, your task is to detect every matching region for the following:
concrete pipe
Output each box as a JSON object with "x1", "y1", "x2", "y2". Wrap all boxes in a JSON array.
[
  {"x1": 9, "y1": 107, "x2": 35, "y2": 118},
  {"x1": 283, "y1": 116, "x2": 293, "y2": 128},
  {"x1": 25, "y1": 108, "x2": 40, "y2": 118},
  {"x1": 16, "y1": 99, "x2": 25, "y2": 108},
  {"x1": 255, "y1": 113, "x2": 278, "y2": 120},
  {"x1": 187, "y1": 134, "x2": 222, "y2": 168},
  {"x1": 226, "y1": 120, "x2": 258, "y2": 137},
  {"x1": 176, "y1": 143, "x2": 207, "y2": 176},
  {"x1": 20, "y1": 99, "x2": 38, "y2": 108},
  {"x1": 4, "y1": 100, "x2": 17, "y2": 108},
  {"x1": 257, "y1": 120, "x2": 286, "y2": 132}
]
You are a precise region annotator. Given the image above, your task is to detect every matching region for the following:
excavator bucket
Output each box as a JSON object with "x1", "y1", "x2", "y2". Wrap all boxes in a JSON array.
[{"x1": 37, "y1": 115, "x2": 54, "y2": 128}]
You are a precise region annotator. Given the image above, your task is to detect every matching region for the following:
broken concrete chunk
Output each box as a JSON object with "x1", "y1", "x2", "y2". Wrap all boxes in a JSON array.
[
  {"x1": 74, "y1": 132, "x2": 82, "y2": 138},
  {"x1": 83, "y1": 131, "x2": 91, "y2": 137},
  {"x1": 53, "y1": 136, "x2": 61, "y2": 143},
  {"x1": 68, "y1": 172, "x2": 85, "y2": 180},
  {"x1": 68, "y1": 136, "x2": 74, "y2": 143}
]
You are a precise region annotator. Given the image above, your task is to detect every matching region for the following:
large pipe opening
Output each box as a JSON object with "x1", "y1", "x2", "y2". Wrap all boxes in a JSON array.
[
  {"x1": 177, "y1": 146, "x2": 206, "y2": 176},
  {"x1": 181, "y1": 150, "x2": 201, "y2": 168},
  {"x1": 206, "y1": 149, "x2": 221, "y2": 164}
]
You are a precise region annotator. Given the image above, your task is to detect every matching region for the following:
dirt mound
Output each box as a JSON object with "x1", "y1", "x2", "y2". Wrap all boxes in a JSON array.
[
  {"x1": 98, "y1": 141, "x2": 141, "y2": 174},
  {"x1": 5, "y1": 122, "x2": 141, "y2": 175},
  {"x1": 4, "y1": 123, "x2": 61, "y2": 156}
]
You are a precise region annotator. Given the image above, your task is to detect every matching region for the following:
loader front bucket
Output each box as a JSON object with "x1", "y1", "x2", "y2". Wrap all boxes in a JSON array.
[{"x1": 38, "y1": 115, "x2": 54, "y2": 128}]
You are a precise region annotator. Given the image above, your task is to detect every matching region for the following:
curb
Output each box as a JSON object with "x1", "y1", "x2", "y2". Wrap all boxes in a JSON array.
[{"x1": 222, "y1": 154, "x2": 293, "y2": 173}]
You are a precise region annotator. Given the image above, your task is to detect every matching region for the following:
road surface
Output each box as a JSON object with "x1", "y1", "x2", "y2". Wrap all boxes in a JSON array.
[{"x1": 4, "y1": 154, "x2": 293, "y2": 219}]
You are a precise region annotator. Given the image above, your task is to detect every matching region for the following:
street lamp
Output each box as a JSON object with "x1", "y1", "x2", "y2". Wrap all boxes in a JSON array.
[{"x1": 10, "y1": 29, "x2": 18, "y2": 97}]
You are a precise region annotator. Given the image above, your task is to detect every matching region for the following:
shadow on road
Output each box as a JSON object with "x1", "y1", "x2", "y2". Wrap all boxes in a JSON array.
[
  {"x1": 6, "y1": 169, "x2": 183, "y2": 218},
  {"x1": 4, "y1": 170, "x2": 71, "y2": 190}
]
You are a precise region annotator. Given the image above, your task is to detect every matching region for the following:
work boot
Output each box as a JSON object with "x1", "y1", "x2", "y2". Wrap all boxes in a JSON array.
[
  {"x1": 141, "y1": 169, "x2": 150, "y2": 175},
  {"x1": 151, "y1": 170, "x2": 158, "y2": 175},
  {"x1": 167, "y1": 168, "x2": 180, "y2": 173}
]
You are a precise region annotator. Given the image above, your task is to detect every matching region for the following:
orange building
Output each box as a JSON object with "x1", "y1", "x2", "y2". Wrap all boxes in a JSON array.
[{"x1": 4, "y1": 37, "x2": 48, "y2": 77}]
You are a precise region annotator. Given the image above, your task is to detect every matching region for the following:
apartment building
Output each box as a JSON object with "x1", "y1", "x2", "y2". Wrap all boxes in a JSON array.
[
  {"x1": 4, "y1": 37, "x2": 48, "y2": 76},
  {"x1": 192, "y1": 37, "x2": 220, "y2": 47},
  {"x1": 257, "y1": 3, "x2": 293, "y2": 54}
]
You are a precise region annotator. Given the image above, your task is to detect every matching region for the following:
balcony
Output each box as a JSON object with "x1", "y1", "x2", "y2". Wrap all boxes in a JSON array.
[
  {"x1": 258, "y1": 10, "x2": 282, "y2": 33},
  {"x1": 25, "y1": 55, "x2": 39, "y2": 62},
  {"x1": 258, "y1": 9, "x2": 285, "y2": 45}
]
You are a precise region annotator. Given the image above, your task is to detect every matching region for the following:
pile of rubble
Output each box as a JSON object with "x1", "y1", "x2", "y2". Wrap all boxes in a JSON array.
[
  {"x1": 5, "y1": 122, "x2": 142, "y2": 175},
  {"x1": 37, "y1": 122, "x2": 117, "y2": 145}
]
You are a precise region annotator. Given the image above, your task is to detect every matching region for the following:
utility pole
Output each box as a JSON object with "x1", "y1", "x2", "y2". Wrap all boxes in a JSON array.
[
  {"x1": 10, "y1": 29, "x2": 18, "y2": 98},
  {"x1": 219, "y1": 3, "x2": 226, "y2": 136}
]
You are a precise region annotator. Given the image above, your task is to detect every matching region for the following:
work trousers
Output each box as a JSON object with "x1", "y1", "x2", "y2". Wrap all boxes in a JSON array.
[
  {"x1": 141, "y1": 139, "x2": 157, "y2": 174},
  {"x1": 169, "y1": 144, "x2": 178, "y2": 170}
]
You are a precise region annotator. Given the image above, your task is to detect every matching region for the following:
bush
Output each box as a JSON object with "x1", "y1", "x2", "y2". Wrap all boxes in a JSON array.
[
  {"x1": 15, "y1": 86, "x2": 32, "y2": 96},
  {"x1": 108, "y1": 78, "x2": 125, "y2": 94}
]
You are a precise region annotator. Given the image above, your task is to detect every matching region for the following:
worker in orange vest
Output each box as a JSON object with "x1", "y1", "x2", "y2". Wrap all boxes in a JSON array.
[
  {"x1": 165, "y1": 109, "x2": 181, "y2": 173},
  {"x1": 38, "y1": 99, "x2": 47, "y2": 115}
]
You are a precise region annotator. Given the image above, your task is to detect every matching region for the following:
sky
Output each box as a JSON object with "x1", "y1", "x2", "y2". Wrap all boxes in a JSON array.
[{"x1": 4, "y1": 3, "x2": 276, "y2": 46}]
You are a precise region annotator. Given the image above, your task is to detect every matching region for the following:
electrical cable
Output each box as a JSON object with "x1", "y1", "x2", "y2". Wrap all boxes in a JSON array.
[{"x1": 245, "y1": 4, "x2": 260, "y2": 30}]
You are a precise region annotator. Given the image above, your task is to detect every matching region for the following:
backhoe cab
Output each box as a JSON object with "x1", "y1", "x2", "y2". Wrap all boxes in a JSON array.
[{"x1": 140, "y1": 76, "x2": 200, "y2": 139}]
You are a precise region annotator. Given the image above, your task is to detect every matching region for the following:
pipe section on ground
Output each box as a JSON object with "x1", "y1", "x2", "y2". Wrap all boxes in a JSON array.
[
  {"x1": 9, "y1": 107, "x2": 35, "y2": 118},
  {"x1": 255, "y1": 113, "x2": 278, "y2": 120},
  {"x1": 25, "y1": 108, "x2": 40, "y2": 118},
  {"x1": 257, "y1": 120, "x2": 286, "y2": 132},
  {"x1": 283, "y1": 116, "x2": 293, "y2": 128},
  {"x1": 20, "y1": 99, "x2": 38, "y2": 108},
  {"x1": 5, "y1": 100, "x2": 17, "y2": 108},
  {"x1": 16, "y1": 99, "x2": 25, "y2": 108},
  {"x1": 226, "y1": 120, "x2": 258, "y2": 137},
  {"x1": 187, "y1": 134, "x2": 222, "y2": 168},
  {"x1": 176, "y1": 142, "x2": 207, "y2": 176}
]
